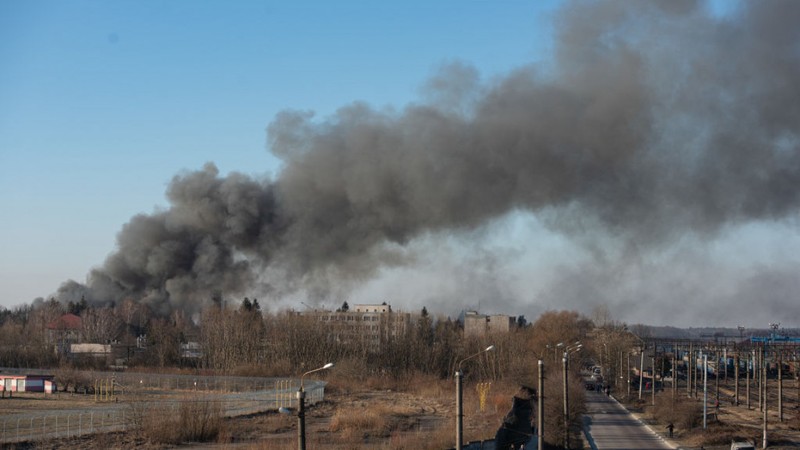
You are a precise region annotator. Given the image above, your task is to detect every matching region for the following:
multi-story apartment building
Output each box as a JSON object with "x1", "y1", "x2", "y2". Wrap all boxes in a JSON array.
[
  {"x1": 301, "y1": 303, "x2": 411, "y2": 353},
  {"x1": 463, "y1": 310, "x2": 518, "y2": 338}
]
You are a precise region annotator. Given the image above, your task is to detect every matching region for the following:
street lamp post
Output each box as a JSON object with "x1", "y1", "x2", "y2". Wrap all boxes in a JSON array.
[
  {"x1": 563, "y1": 353, "x2": 569, "y2": 449},
  {"x1": 538, "y1": 359, "x2": 544, "y2": 450},
  {"x1": 297, "y1": 362, "x2": 334, "y2": 450},
  {"x1": 562, "y1": 342, "x2": 582, "y2": 449},
  {"x1": 456, "y1": 345, "x2": 495, "y2": 450},
  {"x1": 649, "y1": 344, "x2": 659, "y2": 407},
  {"x1": 639, "y1": 346, "x2": 645, "y2": 400}
]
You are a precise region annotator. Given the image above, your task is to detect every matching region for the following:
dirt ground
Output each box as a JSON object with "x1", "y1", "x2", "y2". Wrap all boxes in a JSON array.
[
  {"x1": 621, "y1": 382, "x2": 800, "y2": 450},
  {"x1": 2, "y1": 383, "x2": 476, "y2": 450},
  {"x1": 669, "y1": 402, "x2": 800, "y2": 449},
  {"x1": 18, "y1": 378, "x2": 800, "y2": 449}
]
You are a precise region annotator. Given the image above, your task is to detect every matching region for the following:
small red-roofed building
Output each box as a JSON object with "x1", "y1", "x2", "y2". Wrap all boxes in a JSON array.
[{"x1": 46, "y1": 313, "x2": 83, "y2": 355}]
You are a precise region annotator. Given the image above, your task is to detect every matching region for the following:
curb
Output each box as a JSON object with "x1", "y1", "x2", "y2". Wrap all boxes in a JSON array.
[
  {"x1": 607, "y1": 395, "x2": 678, "y2": 450},
  {"x1": 582, "y1": 415, "x2": 598, "y2": 450}
]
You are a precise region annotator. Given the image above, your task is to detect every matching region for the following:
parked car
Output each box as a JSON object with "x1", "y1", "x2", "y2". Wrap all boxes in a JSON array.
[{"x1": 730, "y1": 441, "x2": 755, "y2": 450}]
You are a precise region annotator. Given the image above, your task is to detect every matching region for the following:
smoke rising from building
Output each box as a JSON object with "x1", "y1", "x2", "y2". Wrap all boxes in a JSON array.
[{"x1": 57, "y1": 1, "x2": 800, "y2": 321}]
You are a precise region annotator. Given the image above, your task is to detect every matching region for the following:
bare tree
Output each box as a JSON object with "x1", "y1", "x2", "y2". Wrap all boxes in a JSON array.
[
  {"x1": 118, "y1": 298, "x2": 150, "y2": 337},
  {"x1": 23, "y1": 300, "x2": 64, "y2": 366},
  {"x1": 148, "y1": 318, "x2": 180, "y2": 367},
  {"x1": 199, "y1": 303, "x2": 266, "y2": 372},
  {"x1": 528, "y1": 310, "x2": 592, "y2": 359},
  {"x1": 81, "y1": 307, "x2": 123, "y2": 343}
]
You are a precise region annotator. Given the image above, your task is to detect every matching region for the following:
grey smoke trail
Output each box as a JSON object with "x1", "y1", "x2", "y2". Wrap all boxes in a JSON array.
[{"x1": 58, "y1": 0, "x2": 800, "y2": 315}]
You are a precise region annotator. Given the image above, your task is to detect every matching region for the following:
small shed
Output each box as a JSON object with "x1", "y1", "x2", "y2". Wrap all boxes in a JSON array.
[{"x1": 1, "y1": 374, "x2": 56, "y2": 393}]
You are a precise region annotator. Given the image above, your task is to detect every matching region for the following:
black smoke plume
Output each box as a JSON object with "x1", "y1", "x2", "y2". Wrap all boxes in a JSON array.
[{"x1": 58, "y1": 0, "x2": 800, "y2": 317}]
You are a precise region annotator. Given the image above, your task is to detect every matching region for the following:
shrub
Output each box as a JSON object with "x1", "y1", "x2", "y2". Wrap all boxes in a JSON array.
[
  {"x1": 137, "y1": 398, "x2": 224, "y2": 444},
  {"x1": 650, "y1": 393, "x2": 703, "y2": 430},
  {"x1": 329, "y1": 403, "x2": 393, "y2": 439}
]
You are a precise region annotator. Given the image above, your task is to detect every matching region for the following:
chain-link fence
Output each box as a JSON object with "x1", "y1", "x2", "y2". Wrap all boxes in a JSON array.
[
  {"x1": 87, "y1": 371, "x2": 277, "y2": 393},
  {"x1": 0, "y1": 373, "x2": 326, "y2": 444}
]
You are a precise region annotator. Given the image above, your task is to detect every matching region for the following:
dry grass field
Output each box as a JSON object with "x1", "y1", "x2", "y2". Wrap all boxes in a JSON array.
[
  {"x1": 2, "y1": 372, "x2": 517, "y2": 450},
  {"x1": 618, "y1": 381, "x2": 800, "y2": 450},
  {"x1": 8, "y1": 373, "x2": 800, "y2": 449}
]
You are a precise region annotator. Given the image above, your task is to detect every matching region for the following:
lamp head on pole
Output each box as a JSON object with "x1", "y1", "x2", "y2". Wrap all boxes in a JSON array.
[
  {"x1": 301, "y1": 362, "x2": 335, "y2": 390},
  {"x1": 564, "y1": 342, "x2": 583, "y2": 359},
  {"x1": 457, "y1": 344, "x2": 496, "y2": 373}
]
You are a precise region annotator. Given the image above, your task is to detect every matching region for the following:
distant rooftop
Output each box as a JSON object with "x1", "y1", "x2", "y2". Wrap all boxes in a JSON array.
[{"x1": 46, "y1": 313, "x2": 82, "y2": 330}]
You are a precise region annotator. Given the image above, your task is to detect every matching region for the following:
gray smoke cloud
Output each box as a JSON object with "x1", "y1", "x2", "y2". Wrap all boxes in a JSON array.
[{"x1": 58, "y1": 0, "x2": 800, "y2": 319}]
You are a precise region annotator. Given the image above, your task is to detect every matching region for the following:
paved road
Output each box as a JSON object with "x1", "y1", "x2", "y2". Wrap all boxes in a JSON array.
[{"x1": 583, "y1": 391, "x2": 674, "y2": 450}]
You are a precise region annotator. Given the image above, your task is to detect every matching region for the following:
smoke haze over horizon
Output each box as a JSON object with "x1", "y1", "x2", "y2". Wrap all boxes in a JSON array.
[{"x1": 19, "y1": 0, "x2": 800, "y2": 326}]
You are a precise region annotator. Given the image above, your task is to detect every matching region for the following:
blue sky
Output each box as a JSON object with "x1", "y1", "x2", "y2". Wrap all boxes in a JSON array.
[
  {"x1": 0, "y1": 0, "x2": 555, "y2": 309},
  {"x1": 2, "y1": 0, "x2": 798, "y2": 328}
]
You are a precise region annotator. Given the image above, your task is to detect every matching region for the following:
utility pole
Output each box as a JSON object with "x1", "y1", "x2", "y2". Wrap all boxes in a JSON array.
[
  {"x1": 688, "y1": 342, "x2": 693, "y2": 397},
  {"x1": 723, "y1": 346, "x2": 728, "y2": 385},
  {"x1": 671, "y1": 344, "x2": 676, "y2": 398},
  {"x1": 715, "y1": 348, "x2": 720, "y2": 410},
  {"x1": 627, "y1": 351, "x2": 631, "y2": 398},
  {"x1": 734, "y1": 350, "x2": 740, "y2": 406},
  {"x1": 778, "y1": 351, "x2": 783, "y2": 422},
  {"x1": 672, "y1": 343, "x2": 677, "y2": 402},
  {"x1": 694, "y1": 347, "x2": 699, "y2": 399},
  {"x1": 703, "y1": 354, "x2": 708, "y2": 430},
  {"x1": 747, "y1": 350, "x2": 752, "y2": 410},
  {"x1": 758, "y1": 349, "x2": 763, "y2": 412},
  {"x1": 763, "y1": 358, "x2": 768, "y2": 449},
  {"x1": 796, "y1": 359, "x2": 800, "y2": 415}
]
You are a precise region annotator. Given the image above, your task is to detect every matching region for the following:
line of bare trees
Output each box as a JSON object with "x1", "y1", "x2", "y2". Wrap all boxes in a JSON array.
[{"x1": 1, "y1": 297, "x2": 602, "y2": 381}]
